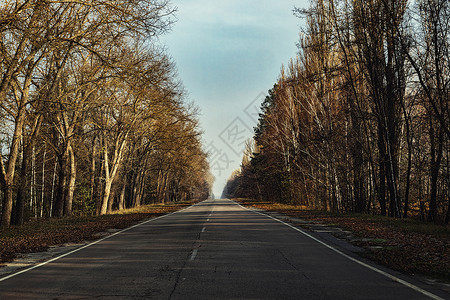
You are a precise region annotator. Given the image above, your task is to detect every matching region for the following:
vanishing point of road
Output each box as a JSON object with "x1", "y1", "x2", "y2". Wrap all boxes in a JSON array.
[{"x1": 0, "y1": 199, "x2": 448, "y2": 299}]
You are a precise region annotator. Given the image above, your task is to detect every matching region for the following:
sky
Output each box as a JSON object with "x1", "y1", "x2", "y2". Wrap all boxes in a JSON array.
[{"x1": 161, "y1": 0, "x2": 308, "y2": 197}]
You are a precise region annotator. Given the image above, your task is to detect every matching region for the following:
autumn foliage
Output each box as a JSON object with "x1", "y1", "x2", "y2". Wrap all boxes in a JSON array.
[{"x1": 0, "y1": 0, "x2": 213, "y2": 227}]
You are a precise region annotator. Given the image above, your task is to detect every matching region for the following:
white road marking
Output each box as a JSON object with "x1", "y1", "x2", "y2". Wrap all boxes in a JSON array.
[
  {"x1": 232, "y1": 200, "x2": 445, "y2": 300},
  {"x1": 190, "y1": 249, "x2": 198, "y2": 261},
  {"x1": 0, "y1": 202, "x2": 202, "y2": 283}
]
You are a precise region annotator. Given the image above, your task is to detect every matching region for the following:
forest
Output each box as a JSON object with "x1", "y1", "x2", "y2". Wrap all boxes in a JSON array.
[
  {"x1": 0, "y1": 0, "x2": 212, "y2": 227},
  {"x1": 223, "y1": 0, "x2": 449, "y2": 224}
]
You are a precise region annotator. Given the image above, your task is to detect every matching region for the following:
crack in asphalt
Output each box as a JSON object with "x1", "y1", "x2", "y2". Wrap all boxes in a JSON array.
[{"x1": 276, "y1": 248, "x2": 327, "y2": 299}]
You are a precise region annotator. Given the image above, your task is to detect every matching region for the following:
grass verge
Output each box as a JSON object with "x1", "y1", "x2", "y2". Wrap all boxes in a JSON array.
[{"x1": 235, "y1": 198, "x2": 450, "y2": 282}]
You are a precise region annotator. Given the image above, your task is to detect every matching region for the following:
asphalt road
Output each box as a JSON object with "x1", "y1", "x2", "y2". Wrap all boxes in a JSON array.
[{"x1": 0, "y1": 199, "x2": 447, "y2": 299}]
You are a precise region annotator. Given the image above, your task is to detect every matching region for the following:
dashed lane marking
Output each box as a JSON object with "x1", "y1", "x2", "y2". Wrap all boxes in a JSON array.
[{"x1": 190, "y1": 249, "x2": 198, "y2": 261}]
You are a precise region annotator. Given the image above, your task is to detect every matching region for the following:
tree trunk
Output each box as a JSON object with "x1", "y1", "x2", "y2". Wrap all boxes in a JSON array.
[
  {"x1": 1, "y1": 105, "x2": 27, "y2": 227},
  {"x1": 40, "y1": 145, "x2": 46, "y2": 218},
  {"x1": 118, "y1": 181, "x2": 126, "y2": 210},
  {"x1": 157, "y1": 170, "x2": 163, "y2": 203},
  {"x1": 14, "y1": 116, "x2": 42, "y2": 224},
  {"x1": 377, "y1": 126, "x2": 387, "y2": 216},
  {"x1": 446, "y1": 146, "x2": 450, "y2": 224},
  {"x1": 31, "y1": 144, "x2": 36, "y2": 218},
  {"x1": 100, "y1": 137, "x2": 110, "y2": 215},
  {"x1": 99, "y1": 135, "x2": 127, "y2": 215},
  {"x1": 64, "y1": 144, "x2": 76, "y2": 216},
  {"x1": 384, "y1": 13, "x2": 403, "y2": 218},
  {"x1": 50, "y1": 158, "x2": 58, "y2": 217},
  {"x1": 14, "y1": 150, "x2": 29, "y2": 225},
  {"x1": 135, "y1": 171, "x2": 145, "y2": 207},
  {"x1": 107, "y1": 189, "x2": 115, "y2": 213},
  {"x1": 1, "y1": 187, "x2": 14, "y2": 227},
  {"x1": 131, "y1": 171, "x2": 141, "y2": 207},
  {"x1": 402, "y1": 101, "x2": 412, "y2": 218},
  {"x1": 88, "y1": 138, "x2": 96, "y2": 214},
  {"x1": 53, "y1": 146, "x2": 69, "y2": 218},
  {"x1": 351, "y1": 106, "x2": 364, "y2": 213},
  {"x1": 101, "y1": 179, "x2": 113, "y2": 215},
  {"x1": 428, "y1": 125, "x2": 444, "y2": 223},
  {"x1": 95, "y1": 151, "x2": 104, "y2": 215}
]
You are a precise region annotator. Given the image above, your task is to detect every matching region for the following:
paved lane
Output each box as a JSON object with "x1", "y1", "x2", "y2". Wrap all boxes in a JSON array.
[{"x1": 0, "y1": 199, "x2": 447, "y2": 299}]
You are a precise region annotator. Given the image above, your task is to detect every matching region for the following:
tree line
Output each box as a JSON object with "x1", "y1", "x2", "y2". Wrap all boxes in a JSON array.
[
  {"x1": 0, "y1": 0, "x2": 212, "y2": 227},
  {"x1": 223, "y1": 0, "x2": 449, "y2": 223}
]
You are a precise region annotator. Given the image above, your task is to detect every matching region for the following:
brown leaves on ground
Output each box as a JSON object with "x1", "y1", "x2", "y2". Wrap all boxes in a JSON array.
[
  {"x1": 312, "y1": 216, "x2": 450, "y2": 280},
  {"x1": 237, "y1": 199, "x2": 450, "y2": 281},
  {"x1": 0, "y1": 202, "x2": 194, "y2": 266}
]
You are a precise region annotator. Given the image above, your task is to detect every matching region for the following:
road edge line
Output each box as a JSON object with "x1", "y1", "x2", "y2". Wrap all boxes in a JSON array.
[
  {"x1": 0, "y1": 201, "x2": 203, "y2": 283},
  {"x1": 232, "y1": 200, "x2": 445, "y2": 300}
]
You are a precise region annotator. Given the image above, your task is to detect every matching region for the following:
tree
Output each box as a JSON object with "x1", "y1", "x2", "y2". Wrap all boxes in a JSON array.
[
  {"x1": 1, "y1": 0, "x2": 214, "y2": 226},
  {"x1": 228, "y1": 0, "x2": 449, "y2": 223},
  {"x1": 402, "y1": 0, "x2": 449, "y2": 222}
]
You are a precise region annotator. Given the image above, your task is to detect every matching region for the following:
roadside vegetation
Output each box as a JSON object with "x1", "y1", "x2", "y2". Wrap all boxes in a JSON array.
[
  {"x1": 0, "y1": 0, "x2": 213, "y2": 228},
  {"x1": 224, "y1": 0, "x2": 449, "y2": 223}
]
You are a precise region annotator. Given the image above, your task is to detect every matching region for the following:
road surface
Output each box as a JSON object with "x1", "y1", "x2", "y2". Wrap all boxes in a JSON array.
[{"x1": 0, "y1": 199, "x2": 447, "y2": 299}]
